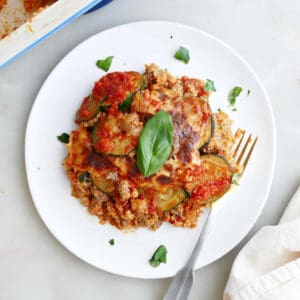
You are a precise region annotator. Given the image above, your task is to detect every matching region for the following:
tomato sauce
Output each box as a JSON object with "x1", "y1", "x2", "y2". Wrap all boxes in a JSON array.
[{"x1": 191, "y1": 175, "x2": 231, "y2": 203}]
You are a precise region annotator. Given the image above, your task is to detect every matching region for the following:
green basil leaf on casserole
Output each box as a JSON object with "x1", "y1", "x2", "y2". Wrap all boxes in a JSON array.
[
  {"x1": 96, "y1": 56, "x2": 114, "y2": 72},
  {"x1": 149, "y1": 245, "x2": 168, "y2": 267},
  {"x1": 137, "y1": 110, "x2": 174, "y2": 177},
  {"x1": 204, "y1": 79, "x2": 216, "y2": 92},
  {"x1": 78, "y1": 172, "x2": 90, "y2": 183},
  {"x1": 174, "y1": 46, "x2": 190, "y2": 64},
  {"x1": 57, "y1": 133, "x2": 69, "y2": 144},
  {"x1": 118, "y1": 94, "x2": 134, "y2": 112},
  {"x1": 228, "y1": 86, "x2": 243, "y2": 106}
]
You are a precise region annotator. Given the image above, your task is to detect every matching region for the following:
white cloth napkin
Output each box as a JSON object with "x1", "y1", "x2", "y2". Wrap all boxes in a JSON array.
[{"x1": 224, "y1": 186, "x2": 300, "y2": 300}]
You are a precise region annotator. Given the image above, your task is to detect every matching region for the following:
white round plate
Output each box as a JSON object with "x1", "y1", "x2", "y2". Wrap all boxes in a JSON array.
[{"x1": 25, "y1": 21, "x2": 276, "y2": 279}]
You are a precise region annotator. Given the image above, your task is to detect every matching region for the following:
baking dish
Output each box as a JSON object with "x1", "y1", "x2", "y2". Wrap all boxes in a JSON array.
[{"x1": 0, "y1": 0, "x2": 110, "y2": 70}]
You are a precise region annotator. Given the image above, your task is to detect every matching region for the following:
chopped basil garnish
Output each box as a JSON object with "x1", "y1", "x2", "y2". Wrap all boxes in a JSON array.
[
  {"x1": 57, "y1": 133, "x2": 69, "y2": 144},
  {"x1": 149, "y1": 245, "x2": 167, "y2": 267},
  {"x1": 228, "y1": 87, "x2": 243, "y2": 106},
  {"x1": 174, "y1": 46, "x2": 190, "y2": 64},
  {"x1": 204, "y1": 79, "x2": 216, "y2": 92},
  {"x1": 217, "y1": 108, "x2": 222, "y2": 112},
  {"x1": 232, "y1": 108, "x2": 237, "y2": 112},
  {"x1": 109, "y1": 239, "x2": 115, "y2": 246},
  {"x1": 231, "y1": 173, "x2": 240, "y2": 185},
  {"x1": 96, "y1": 56, "x2": 113, "y2": 72},
  {"x1": 118, "y1": 94, "x2": 134, "y2": 112},
  {"x1": 137, "y1": 110, "x2": 174, "y2": 177},
  {"x1": 118, "y1": 77, "x2": 146, "y2": 112},
  {"x1": 247, "y1": 90, "x2": 251, "y2": 96},
  {"x1": 79, "y1": 172, "x2": 90, "y2": 183}
]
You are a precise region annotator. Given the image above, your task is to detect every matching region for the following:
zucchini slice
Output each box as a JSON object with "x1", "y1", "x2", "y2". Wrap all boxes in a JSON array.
[
  {"x1": 91, "y1": 170, "x2": 116, "y2": 195},
  {"x1": 199, "y1": 115, "x2": 215, "y2": 152},
  {"x1": 76, "y1": 95, "x2": 105, "y2": 122},
  {"x1": 192, "y1": 154, "x2": 233, "y2": 204},
  {"x1": 92, "y1": 113, "x2": 142, "y2": 156},
  {"x1": 76, "y1": 72, "x2": 144, "y2": 122},
  {"x1": 157, "y1": 187, "x2": 187, "y2": 212}
]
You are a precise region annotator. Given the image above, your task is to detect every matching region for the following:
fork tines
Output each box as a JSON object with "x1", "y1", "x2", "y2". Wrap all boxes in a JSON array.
[{"x1": 233, "y1": 130, "x2": 258, "y2": 174}]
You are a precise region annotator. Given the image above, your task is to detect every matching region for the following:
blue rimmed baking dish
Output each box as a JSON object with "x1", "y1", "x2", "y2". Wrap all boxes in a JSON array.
[{"x1": 0, "y1": 0, "x2": 112, "y2": 71}]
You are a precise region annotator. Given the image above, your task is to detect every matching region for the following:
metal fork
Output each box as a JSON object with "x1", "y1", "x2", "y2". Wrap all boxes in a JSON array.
[{"x1": 163, "y1": 131, "x2": 258, "y2": 300}]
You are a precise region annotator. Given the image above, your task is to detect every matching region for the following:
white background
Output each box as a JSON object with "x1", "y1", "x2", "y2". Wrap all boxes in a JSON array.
[{"x1": 0, "y1": 0, "x2": 300, "y2": 299}]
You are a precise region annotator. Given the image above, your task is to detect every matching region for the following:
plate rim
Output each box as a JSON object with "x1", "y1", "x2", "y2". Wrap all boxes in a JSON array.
[{"x1": 25, "y1": 20, "x2": 277, "y2": 279}]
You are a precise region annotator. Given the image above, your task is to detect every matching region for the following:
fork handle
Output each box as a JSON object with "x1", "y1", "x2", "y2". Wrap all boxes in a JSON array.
[
  {"x1": 163, "y1": 267, "x2": 195, "y2": 300},
  {"x1": 163, "y1": 207, "x2": 213, "y2": 300}
]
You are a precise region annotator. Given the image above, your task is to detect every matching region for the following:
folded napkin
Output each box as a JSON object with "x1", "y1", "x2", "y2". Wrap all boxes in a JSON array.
[{"x1": 224, "y1": 186, "x2": 300, "y2": 300}]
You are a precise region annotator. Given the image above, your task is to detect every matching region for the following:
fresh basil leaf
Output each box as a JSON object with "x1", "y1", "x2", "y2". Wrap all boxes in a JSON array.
[
  {"x1": 149, "y1": 245, "x2": 167, "y2": 267},
  {"x1": 228, "y1": 87, "x2": 243, "y2": 106},
  {"x1": 57, "y1": 133, "x2": 69, "y2": 144},
  {"x1": 79, "y1": 172, "x2": 90, "y2": 183},
  {"x1": 109, "y1": 239, "x2": 115, "y2": 246},
  {"x1": 137, "y1": 110, "x2": 174, "y2": 177},
  {"x1": 231, "y1": 173, "x2": 240, "y2": 185},
  {"x1": 118, "y1": 94, "x2": 134, "y2": 112},
  {"x1": 232, "y1": 108, "x2": 237, "y2": 112},
  {"x1": 217, "y1": 108, "x2": 222, "y2": 112},
  {"x1": 174, "y1": 46, "x2": 190, "y2": 64},
  {"x1": 204, "y1": 79, "x2": 216, "y2": 92},
  {"x1": 96, "y1": 56, "x2": 113, "y2": 72},
  {"x1": 247, "y1": 89, "x2": 251, "y2": 96}
]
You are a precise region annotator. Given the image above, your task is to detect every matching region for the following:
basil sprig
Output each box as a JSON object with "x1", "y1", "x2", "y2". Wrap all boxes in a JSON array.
[
  {"x1": 204, "y1": 79, "x2": 216, "y2": 92},
  {"x1": 57, "y1": 133, "x2": 69, "y2": 144},
  {"x1": 149, "y1": 245, "x2": 168, "y2": 267},
  {"x1": 137, "y1": 110, "x2": 174, "y2": 177},
  {"x1": 96, "y1": 56, "x2": 113, "y2": 72},
  {"x1": 228, "y1": 86, "x2": 243, "y2": 106},
  {"x1": 174, "y1": 46, "x2": 190, "y2": 64}
]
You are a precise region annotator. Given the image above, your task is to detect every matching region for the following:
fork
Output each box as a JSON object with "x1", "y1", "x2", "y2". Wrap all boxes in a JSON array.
[{"x1": 163, "y1": 131, "x2": 258, "y2": 300}]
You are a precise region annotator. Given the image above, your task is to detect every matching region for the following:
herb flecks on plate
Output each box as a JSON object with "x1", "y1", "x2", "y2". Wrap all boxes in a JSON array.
[
  {"x1": 57, "y1": 133, "x2": 69, "y2": 144},
  {"x1": 228, "y1": 86, "x2": 243, "y2": 107},
  {"x1": 96, "y1": 56, "x2": 114, "y2": 72},
  {"x1": 174, "y1": 46, "x2": 190, "y2": 64},
  {"x1": 109, "y1": 239, "x2": 115, "y2": 246},
  {"x1": 204, "y1": 79, "x2": 216, "y2": 92},
  {"x1": 137, "y1": 110, "x2": 174, "y2": 177},
  {"x1": 149, "y1": 245, "x2": 167, "y2": 267}
]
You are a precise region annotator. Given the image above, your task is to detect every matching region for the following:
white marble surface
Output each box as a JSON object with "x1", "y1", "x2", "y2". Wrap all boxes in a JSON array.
[{"x1": 1, "y1": 0, "x2": 300, "y2": 299}]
